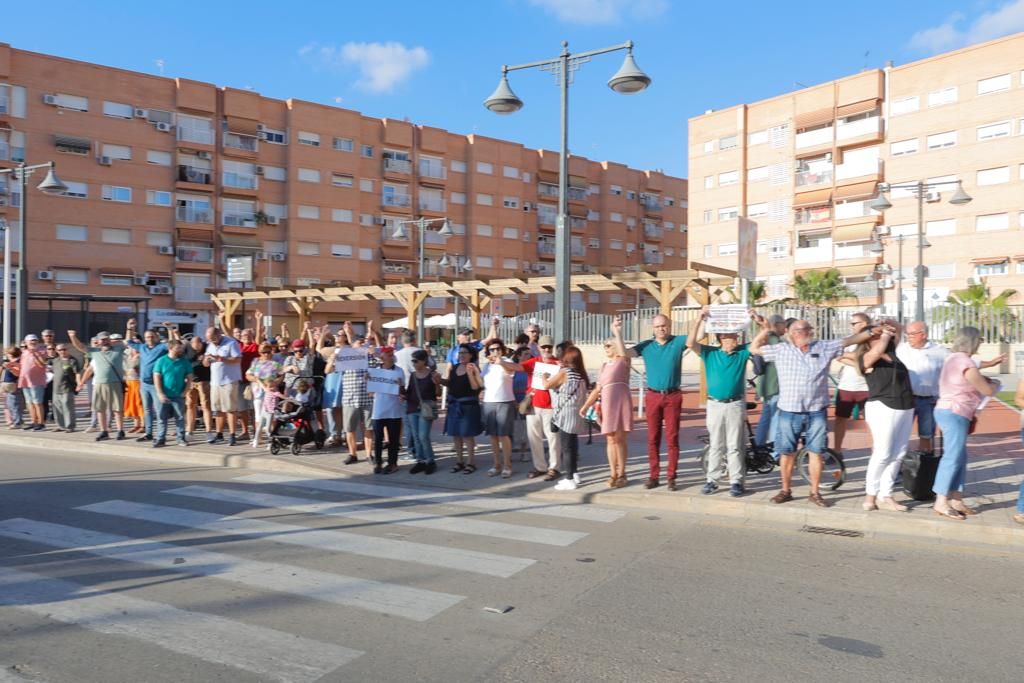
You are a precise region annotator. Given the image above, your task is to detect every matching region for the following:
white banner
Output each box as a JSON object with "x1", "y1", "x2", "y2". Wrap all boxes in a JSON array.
[
  {"x1": 530, "y1": 362, "x2": 561, "y2": 390},
  {"x1": 705, "y1": 304, "x2": 750, "y2": 334},
  {"x1": 333, "y1": 347, "x2": 368, "y2": 372},
  {"x1": 366, "y1": 368, "x2": 402, "y2": 395}
]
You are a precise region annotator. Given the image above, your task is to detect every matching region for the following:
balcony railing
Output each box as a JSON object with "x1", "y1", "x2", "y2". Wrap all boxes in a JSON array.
[
  {"x1": 538, "y1": 183, "x2": 559, "y2": 198},
  {"x1": 382, "y1": 192, "x2": 411, "y2": 208},
  {"x1": 795, "y1": 167, "x2": 833, "y2": 187},
  {"x1": 795, "y1": 207, "x2": 832, "y2": 225},
  {"x1": 176, "y1": 246, "x2": 214, "y2": 263},
  {"x1": 223, "y1": 172, "x2": 257, "y2": 190},
  {"x1": 418, "y1": 161, "x2": 447, "y2": 179},
  {"x1": 0, "y1": 90, "x2": 8, "y2": 115},
  {"x1": 644, "y1": 250, "x2": 664, "y2": 265},
  {"x1": 570, "y1": 216, "x2": 586, "y2": 230},
  {"x1": 383, "y1": 261, "x2": 413, "y2": 276},
  {"x1": 837, "y1": 116, "x2": 882, "y2": 142},
  {"x1": 834, "y1": 244, "x2": 869, "y2": 260},
  {"x1": 572, "y1": 243, "x2": 586, "y2": 257},
  {"x1": 537, "y1": 241, "x2": 555, "y2": 255},
  {"x1": 177, "y1": 127, "x2": 215, "y2": 145},
  {"x1": 223, "y1": 212, "x2": 257, "y2": 227},
  {"x1": 836, "y1": 157, "x2": 883, "y2": 181},
  {"x1": 424, "y1": 230, "x2": 448, "y2": 246},
  {"x1": 418, "y1": 196, "x2": 446, "y2": 212},
  {"x1": 178, "y1": 165, "x2": 213, "y2": 185},
  {"x1": 381, "y1": 224, "x2": 409, "y2": 242},
  {"x1": 794, "y1": 244, "x2": 832, "y2": 264},
  {"x1": 538, "y1": 211, "x2": 556, "y2": 226},
  {"x1": 383, "y1": 158, "x2": 412, "y2": 174},
  {"x1": 175, "y1": 206, "x2": 213, "y2": 224},
  {"x1": 834, "y1": 200, "x2": 878, "y2": 221},
  {"x1": 643, "y1": 223, "x2": 663, "y2": 239},
  {"x1": 223, "y1": 132, "x2": 258, "y2": 152},
  {"x1": 567, "y1": 186, "x2": 587, "y2": 201},
  {"x1": 795, "y1": 125, "x2": 833, "y2": 149},
  {"x1": 0, "y1": 140, "x2": 8, "y2": 161},
  {"x1": 845, "y1": 279, "x2": 878, "y2": 298},
  {"x1": 641, "y1": 196, "x2": 662, "y2": 211}
]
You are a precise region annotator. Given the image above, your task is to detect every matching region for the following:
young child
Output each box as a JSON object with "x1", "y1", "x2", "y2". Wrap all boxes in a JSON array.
[{"x1": 259, "y1": 380, "x2": 287, "y2": 448}]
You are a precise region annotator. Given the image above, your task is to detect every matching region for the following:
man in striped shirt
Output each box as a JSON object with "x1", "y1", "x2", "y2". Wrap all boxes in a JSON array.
[{"x1": 338, "y1": 321, "x2": 379, "y2": 464}]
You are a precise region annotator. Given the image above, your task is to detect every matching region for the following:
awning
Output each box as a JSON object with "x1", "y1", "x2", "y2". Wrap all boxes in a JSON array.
[
  {"x1": 970, "y1": 256, "x2": 1008, "y2": 265},
  {"x1": 836, "y1": 99, "x2": 880, "y2": 119},
  {"x1": 221, "y1": 234, "x2": 262, "y2": 249},
  {"x1": 838, "y1": 263, "x2": 878, "y2": 278},
  {"x1": 834, "y1": 180, "x2": 878, "y2": 201},
  {"x1": 792, "y1": 188, "x2": 832, "y2": 208},
  {"x1": 794, "y1": 108, "x2": 834, "y2": 129},
  {"x1": 1013, "y1": 255, "x2": 1024, "y2": 261},
  {"x1": 99, "y1": 267, "x2": 133, "y2": 276},
  {"x1": 832, "y1": 221, "x2": 876, "y2": 243},
  {"x1": 568, "y1": 174, "x2": 587, "y2": 189},
  {"x1": 225, "y1": 116, "x2": 259, "y2": 136},
  {"x1": 537, "y1": 170, "x2": 559, "y2": 184},
  {"x1": 145, "y1": 271, "x2": 172, "y2": 279},
  {"x1": 53, "y1": 134, "x2": 91, "y2": 152},
  {"x1": 380, "y1": 246, "x2": 415, "y2": 262},
  {"x1": 177, "y1": 227, "x2": 214, "y2": 241}
]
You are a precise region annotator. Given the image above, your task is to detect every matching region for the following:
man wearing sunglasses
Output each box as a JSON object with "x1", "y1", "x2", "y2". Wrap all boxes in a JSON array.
[{"x1": 750, "y1": 311, "x2": 880, "y2": 507}]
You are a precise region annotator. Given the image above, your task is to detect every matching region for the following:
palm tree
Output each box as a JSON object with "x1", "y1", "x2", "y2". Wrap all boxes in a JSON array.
[
  {"x1": 940, "y1": 279, "x2": 1018, "y2": 342},
  {"x1": 792, "y1": 268, "x2": 852, "y2": 305}
]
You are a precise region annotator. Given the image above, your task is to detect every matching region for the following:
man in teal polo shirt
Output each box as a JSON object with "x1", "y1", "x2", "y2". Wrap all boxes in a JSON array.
[
  {"x1": 152, "y1": 340, "x2": 194, "y2": 448},
  {"x1": 627, "y1": 314, "x2": 688, "y2": 490},
  {"x1": 688, "y1": 306, "x2": 752, "y2": 497}
]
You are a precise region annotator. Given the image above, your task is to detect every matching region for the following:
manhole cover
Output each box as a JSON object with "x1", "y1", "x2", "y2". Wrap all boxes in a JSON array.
[{"x1": 800, "y1": 525, "x2": 864, "y2": 538}]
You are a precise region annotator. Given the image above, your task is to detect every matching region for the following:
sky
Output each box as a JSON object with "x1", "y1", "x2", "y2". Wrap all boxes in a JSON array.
[{"x1": 6, "y1": 0, "x2": 1024, "y2": 178}]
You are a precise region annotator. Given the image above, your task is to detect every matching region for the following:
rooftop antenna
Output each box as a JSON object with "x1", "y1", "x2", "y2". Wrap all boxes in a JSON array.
[
  {"x1": 155, "y1": 59, "x2": 165, "y2": 76},
  {"x1": 862, "y1": 50, "x2": 871, "y2": 70}
]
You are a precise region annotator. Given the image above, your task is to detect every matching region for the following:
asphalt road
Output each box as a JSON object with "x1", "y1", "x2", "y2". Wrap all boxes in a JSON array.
[{"x1": 1, "y1": 447, "x2": 1021, "y2": 683}]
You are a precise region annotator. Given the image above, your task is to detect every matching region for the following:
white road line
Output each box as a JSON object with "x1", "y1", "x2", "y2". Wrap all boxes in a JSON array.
[
  {"x1": 234, "y1": 473, "x2": 627, "y2": 523},
  {"x1": 166, "y1": 485, "x2": 586, "y2": 547},
  {"x1": 75, "y1": 500, "x2": 533, "y2": 579},
  {"x1": 0, "y1": 518, "x2": 461, "y2": 622},
  {"x1": 0, "y1": 566, "x2": 361, "y2": 683}
]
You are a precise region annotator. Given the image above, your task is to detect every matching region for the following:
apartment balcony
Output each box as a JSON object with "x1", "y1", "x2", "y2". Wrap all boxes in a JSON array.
[
  {"x1": 571, "y1": 243, "x2": 586, "y2": 260},
  {"x1": 418, "y1": 161, "x2": 447, "y2": 182},
  {"x1": 177, "y1": 165, "x2": 213, "y2": 187},
  {"x1": 570, "y1": 216, "x2": 586, "y2": 233},
  {"x1": 532, "y1": 263, "x2": 554, "y2": 276},
  {"x1": 418, "y1": 196, "x2": 446, "y2": 213},
  {"x1": 794, "y1": 244, "x2": 833, "y2": 264},
  {"x1": 381, "y1": 225, "x2": 411, "y2": 244},
  {"x1": 381, "y1": 192, "x2": 412, "y2": 210},
  {"x1": 795, "y1": 125, "x2": 833, "y2": 151},
  {"x1": 176, "y1": 246, "x2": 214, "y2": 264},
  {"x1": 641, "y1": 195, "x2": 662, "y2": 213},
  {"x1": 836, "y1": 116, "x2": 883, "y2": 146},
  {"x1": 222, "y1": 212, "x2": 257, "y2": 228},
  {"x1": 223, "y1": 132, "x2": 258, "y2": 157},
  {"x1": 176, "y1": 127, "x2": 215, "y2": 147},
  {"x1": 833, "y1": 199, "x2": 880, "y2": 222},
  {"x1": 538, "y1": 211, "x2": 556, "y2": 226},
  {"x1": 538, "y1": 183, "x2": 559, "y2": 199},
  {"x1": 567, "y1": 186, "x2": 587, "y2": 203},
  {"x1": 0, "y1": 140, "x2": 8, "y2": 162},
  {"x1": 223, "y1": 172, "x2": 258, "y2": 192},
  {"x1": 643, "y1": 250, "x2": 664, "y2": 265},
  {"x1": 794, "y1": 206, "x2": 833, "y2": 225},
  {"x1": 643, "y1": 223, "x2": 663, "y2": 240},
  {"x1": 0, "y1": 89, "x2": 8, "y2": 116},
  {"x1": 834, "y1": 243, "x2": 870, "y2": 260},
  {"x1": 382, "y1": 261, "x2": 414, "y2": 280},
  {"x1": 537, "y1": 240, "x2": 555, "y2": 259},
  {"x1": 836, "y1": 158, "x2": 883, "y2": 184},
  {"x1": 383, "y1": 158, "x2": 412, "y2": 175},
  {"x1": 845, "y1": 279, "x2": 880, "y2": 299},
  {"x1": 795, "y1": 167, "x2": 833, "y2": 188},
  {"x1": 175, "y1": 206, "x2": 213, "y2": 224}
]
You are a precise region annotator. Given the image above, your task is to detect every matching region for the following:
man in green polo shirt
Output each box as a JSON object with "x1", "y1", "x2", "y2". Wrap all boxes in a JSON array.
[
  {"x1": 627, "y1": 314, "x2": 688, "y2": 490},
  {"x1": 152, "y1": 340, "x2": 194, "y2": 448},
  {"x1": 688, "y1": 306, "x2": 752, "y2": 497}
]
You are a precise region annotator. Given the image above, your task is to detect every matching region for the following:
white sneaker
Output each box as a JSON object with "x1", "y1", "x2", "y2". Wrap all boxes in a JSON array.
[
  {"x1": 572, "y1": 473, "x2": 581, "y2": 485},
  {"x1": 487, "y1": 467, "x2": 500, "y2": 477},
  {"x1": 554, "y1": 478, "x2": 578, "y2": 491}
]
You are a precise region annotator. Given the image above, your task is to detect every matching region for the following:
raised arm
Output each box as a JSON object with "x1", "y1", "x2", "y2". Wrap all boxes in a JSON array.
[
  {"x1": 253, "y1": 310, "x2": 265, "y2": 344},
  {"x1": 610, "y1": 315, "x2": 627, "y2": 358},
  {"x1": 859, "y1": 324, "x2": 897, "y2": 370},
  {"x1": 479, "y1": 317, "x2": 500, "y2": 348},
  {"x1": 687, "y1": 306, "x2": 708, "y2": 353},
  {"x1": 748, "y1": 310, "x2": 772, "y2": 356},
  {"x1": 366, "y1": 320, "x2": 380, "y2": 347},
  {"x1": 67, "y1": 330, "x2": 87, "y2": 354}
]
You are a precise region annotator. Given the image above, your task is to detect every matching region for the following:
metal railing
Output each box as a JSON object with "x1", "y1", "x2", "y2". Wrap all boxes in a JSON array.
[
  {"x1": 419, "y1": 196, "x2": 446, "y2": 212},
  {"x1": 175, "y1": 206, "x2": 213, "y2": 224},
  {"x1": 382, "y1": 193, "x2": 411, "y2": 208},
  {"x1": 795, "y1": 207, "x2": 832, "y2": 225},
  {"x1": 176, "y1": 246, "x2": 213, "y2": 263},
  {"x1": 641, "y1": 196, "x2": 662, "y2": 211},
  {"x1": 223, "y1": 172, "x2": 257, "y2": 190},
  {"x1": 223, "y1": 133, "x2": 258, "y2": 152},
  {"x1": 643, "y1": 223, "x2": 663, "y2": 239},
  {"x1": 223, "y1": 212, "x2": 257, "y2": 227},
  {"x1": 418, "y1": 161, "x2": 447, "y2": 179},
  {"x1": 177, "y1": 127, "x2": 215, "y2": 145},
  {"x1": 384, "y1": 158, "x2": 412, "y2": 174},
  {"x1": 0, "y1": 140, "x2": 8, "y2": 161},
  {"x1": 178, "y1": 165, "x2": 212, "y2": 184},
  {"x1": 795, "y1": 168, "x2": 833, "y2": 187}
]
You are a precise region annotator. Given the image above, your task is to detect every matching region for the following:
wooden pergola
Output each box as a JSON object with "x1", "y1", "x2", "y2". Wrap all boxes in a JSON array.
[{"x1": 207, "y1": 263, "x2": 738, "y2": 332}]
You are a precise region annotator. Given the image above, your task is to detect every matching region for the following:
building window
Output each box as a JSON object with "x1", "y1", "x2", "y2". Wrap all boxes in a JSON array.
[
  {"x1": 451, "y1": 223, "x2": 466, "y2": 235},
  {"x1": 748, "y1": 129, "x2": 768, "y2": 146},
  {"x1": 297, "y1": 205, "x2": 320, "y2": 219},
  {"x1": 747, "y1": 166, "x2": 768, "y2": 182},
  {"x1": 975, "y1": 261, "x2": 1007, "y2": 276},
  {"x1": 451, "y1": 192, "x2": 466, "y2": 204},
  {"x1": 703, "y1": 140, "x2": 715, "y2": 153},
  {"x1": 587, "y1": 210, "x2": 600, "y2": 220},
  {"x1": 609, "y1": 185, "x2": 623, "y2": 196},
  {"x1": 890, "y1": 138, "x2": 918, "y2": 156},
  {"x1": 260, "y1": 127, "x2": 286, "y2": 145},
  {"x1": 298, "y1": 168, "x2": 321, "y2": 183},
  {"x1": 264, "y1": 203, "x2": 287, "y2": 221},
  {"x1": 101, "y1": 185, "x2": 131, "y2": 203},
  {"x1": 977, "y1": 166, "x2": 1009, "y2": 186},
  {"x1": 101, "y1": 228, "x2": 131, "y2": 244},
  {"x1": 502, "y1": 227, "x2": 518, "y2": 239},
  {"x1": 262, "y1": 166, "x2": 286, "y2": 181},
  {"x1": 626, "y1": 190, "x2": 636, "y2": 200},
  {"x1": 746, "y1": 202, "x2": 768, "y2": 218},
  {"x1": 332, "y1": 173, "x2": 354, "y2": 188},
  {"x1": 56, "y1": 224, "x2": 87, "y2": 241},
  {"x1": 976, "y1": 213, "x2": 1009, "y2": 232},
  {"x1": 476, "y1": 193, "x2": 493, "y2": 206},
  {"x1": 718, "y1": 242, "x2": 737, "y2": 256},
  {"x1": 719, "y1": 134, "x2": 738, "y2": 150},
  {"x1": 502, "y1": 258, "x2": 518, "y2": 269},
  {"x1": 926, "y1": 131, "x2": 957, "y2": 150},
  {"x1": 330, "y1": 244, "x2": 353, "y2": 258},
  {"x1": 101, "y1": 144, "x2": 132, "y2": 160},
  {"x1": 361, "y1": 145, "x2": 374, "y2": 157},
  {"x1": 718, "y1": 170, "x2": 738, "y2": 186},
  {"x1": 359, "y1": 248, "x2": 373, "y2": 261},
  {"x1": 977, "y1": 74, "x2": 1011, "y2": 96},
  {"x1": 332, "y1": 208, "x2": 353, "y2": 222},
  {"x1": 927, "y1": 87, "x2": 958, "y2": 107},
  {"x1": 925, "y1": 218, "x2": 956, "y2": 236},
  {"x1": 476, "y1": 224, "x2": 493, "y2": 236},
  {"x1": 503, "y1": 196, "x2": 519, "y2": 209},
  {"x1": 450, "y1": 160, "x2": 466, "y2": 173},
  {"x1": 297, "y1": 241, "x2": 320, "y2": 256},
  {"x1": 927, "y1": 263, "x2": 955, "y2": 279},
  {"x1": 297, "y1": 131, "x2": 320, "y2": 147},
  {"x1": 503, "y1": 165, "x2": 518, "y2": 178},
  {"x1": 718, "y1": 206, "x2": 738, "y2": 221},
  {"x1": 100, "y1": 274, "x2": 132, "y2": 286},
  {"x1": 360, "y1": 214, "x2": 375, "y2": 226},
  {"x1": 476, "y1": 161, "x2": 493, "y2": 174},
  {"x1": 704, "y1": 175, "x2": 714, "y2": 189},
  {"x1": 977, "y1": 121, "x2": 1011, "y2": 141},
  {"x1": 476, "y1": 256, "x2": 493, "y2": 268},
  {"x1": 610, "y1": 212, "x2": 623, "y2": 222},
  {"x1": 890, "y1": 96, "x2": 919, "y2": 115},
  {"x1": 359, "y1": 179, "x2": 374, "y2": 192},
  {"x1": 102, "y1": 101, "x2": 133, "y2": 119},
  {"x1": 54, "y1": 268, "x2": 88, "y2": 284},
  {"x1": 146, "y1": 190, "x2": 172, "y2": 206},
  {"x1": 333, "y1": 137, "x2": 354, "y2": 152},
  {"x1": 703, "y1": 245, "x2": 712, "y2": 258},
  {"x1": 146, "y1": 150, "x2": 171, "y2": 166},
  {"x1": 703, "y1": 209, "x2": 713, "y2": 224}
]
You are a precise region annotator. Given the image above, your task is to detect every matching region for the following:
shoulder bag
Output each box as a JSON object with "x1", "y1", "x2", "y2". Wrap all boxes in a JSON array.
[
  {"x1": 411, "y1": 372, "x2": 436, "y2": 421},
  {"x1": 97, "y1": 350, "x2": 126, "y2": 395}
]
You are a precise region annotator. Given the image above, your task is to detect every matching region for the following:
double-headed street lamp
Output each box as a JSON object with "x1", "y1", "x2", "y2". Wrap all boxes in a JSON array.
[
  {"x1": 391, "y1": 217, "x2": 453, "y2": 345},
  {"x1": 485, "y1": 40, "x2": 651, "y2": 344},
  {"x1": 0, "y1": 161, "x2": 68, "y2": 348},
  {"x1": 869, "y1": 233, "x2": 930, "y2": 324},
  {"x1": 438, "y1": 253, "x2": 472, "y2": 332},
  {"x1": 867, "y1": 179, "x2": 971, "y2": 322}
]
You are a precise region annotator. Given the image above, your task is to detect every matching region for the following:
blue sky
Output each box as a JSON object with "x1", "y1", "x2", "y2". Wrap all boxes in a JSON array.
[{"x1": 6, "y1": 0, "x2": 1024, "y2": 177}]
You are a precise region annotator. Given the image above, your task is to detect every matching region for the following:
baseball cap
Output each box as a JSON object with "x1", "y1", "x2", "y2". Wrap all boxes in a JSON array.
[
  {"x1": 538, "y1": 335, "x2": 554, "y2": 347},
  {"x1": 291, "y1": 339, "x2": 307, "y2": 349},
  {"x1": 95, "y1": 331, "x2": 111, "y2": 340},
  {"x1": 457, "y1": 327, "x2": 474, "y2": 337},
  {"x1": 110, "y1": 333, "x2": 124, "y2": 341},
  {"x1": 23, "y1": 334, "x2": 39, "y2": 342},
  {"x1": 41, "y1": 330, "x2": 54, "y2": 336}
]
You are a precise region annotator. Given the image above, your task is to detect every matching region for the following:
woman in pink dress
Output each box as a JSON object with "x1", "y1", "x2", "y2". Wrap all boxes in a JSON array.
[{"x1": 582, "y1": 316, "x2": 632, "y2": 487}]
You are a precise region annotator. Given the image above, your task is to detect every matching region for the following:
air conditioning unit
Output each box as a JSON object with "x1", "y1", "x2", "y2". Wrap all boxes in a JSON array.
[
  {"x1": 37, "y1": 270, "x2": 54, "y2": 280},
  {"x1": 255, "y1": 251, "x2": 268, "y2": 261},
  {"x1": 98, "y1": 156, "x2": 113, "y2": 166},
  {"x1": 133, "y1": 275, "x2": 148, "y2": 285},
  {"x1": 271, "y1": 253, "x2": 286, "y2": 262},
  {"x1": 254, "y1": 166, "x2": 264, "y2": 175},
  {"x1": 196, "y1": 151, "x2": 212, "y2": 160},
  {"x1": 639, "y1": 242, "x2": 647, "y2": 249},
  {"x1": 265, "y1": 215, "x2": 279, "y2": 225},
  {"x1": 522, "y1": 261, "x2": 531, "y2": 270},
  {"x1": 148, "y1": 285, "x2": 173, "y2": 295},
  {"x1": 134, "y1": 108, "x2": 149, "y2": 118},
  {"x1": 43, "y1": 94, "x2": 58, "y2": 105},
  {"x1": 155, "y1": 122, "x2": 172, "y2": 133},
  {"x1": 256, "y1": 123, "x2": 266, "y2": 132},
  {"x1": 923, "y1": 191, "x2": 940, "y2": 203},
  {"x1": 967, "y1": 276, "x2": 983, "y2": 285},
  {"x1": 875, "y1": 224, "x2": 890, "y2": 236},
  {"x1": 532, "y1": 264, "x2": 544, "y2": 272},
  {"x1": 158, "y1": 286, "x2": 173, "y2": 295},
  {"x1": 523, "y1": 202, "x2": 533, "y2": 211},
  {"x1": 877, "y1": 278, "x2": 894, "y2": 289},
  {"x1": 157, "y1": 245, "x2": 175, "y2": 255}
]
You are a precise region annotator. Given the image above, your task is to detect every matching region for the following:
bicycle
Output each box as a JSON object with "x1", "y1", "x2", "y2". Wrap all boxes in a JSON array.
[{"x1": 696, "y1": 401, "x2": 776, "y2": 477}]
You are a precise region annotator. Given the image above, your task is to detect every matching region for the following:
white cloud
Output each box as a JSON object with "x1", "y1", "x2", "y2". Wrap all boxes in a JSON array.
[
  {"x1": 298, "y1": 41, "x2": 430, "y2": 94},
  {"x1": 526, "y1": 0, "x2": 668, "y2": 25},
  {"x1": 908, "y1": 0, "x2": 1024, "y2": 53}
]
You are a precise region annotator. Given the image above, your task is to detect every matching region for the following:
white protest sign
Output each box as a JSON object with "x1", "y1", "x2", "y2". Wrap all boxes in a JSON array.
[
  {"x1": 705, "y1": 304, "x2": 751, "y2": 334},
  {"x1": 333, "y1": 347, "x2": 368, "y2": 372},
  {"x1": 531, "y1": 362, "x2": 561, "y2": 390},
  {"x1": 366, "y1": 368, "x2": 402, "y2": 395}
]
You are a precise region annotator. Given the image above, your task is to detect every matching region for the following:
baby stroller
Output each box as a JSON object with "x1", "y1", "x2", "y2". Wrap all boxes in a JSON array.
[{"x1": 269, "y1": 396, "x2": 326, "y2": 455}]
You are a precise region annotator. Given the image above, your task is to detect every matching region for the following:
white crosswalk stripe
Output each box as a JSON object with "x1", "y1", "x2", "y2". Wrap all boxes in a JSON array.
[
  {"x1": 165, "y1": 484, "x2": 588, "y2": 546},
  {"x1": 0, "y1": 566, "x2": 363, "y2": 683},
  {"x1": 0, "y1": 517, "x2": 463, "y2": 621},
  {"x1": 234, "y1": 473, "x2": 628, "y2": 523},
  {"x1": 76, "y1": 500, "x2": 535, "y2": 578}
]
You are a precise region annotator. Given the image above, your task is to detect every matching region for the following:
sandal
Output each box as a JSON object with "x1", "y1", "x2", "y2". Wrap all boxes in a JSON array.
[
  {"x1": 463, "y1": 464, "x2": 477, "y2": 475},
  {"x1": 877, "y1": 497, "x2": 908, "y2": 512},
  {"x1": 527, "y1": 469, "x2": 546, "y2": 478},
  {"x1": 934, "y1": 507, "x2": 966, "y2": 521},
  {"x1": 614, "y1": 477, "x2": 628, "y2": 488},
  {"x1": 608, "y1": 477, "x2": 619, "y2": 488},
  {"x1": 950, "y1": 504, "x2": 979, "y2": 516},
  {"x1": 501, "y1": 468, "x2": 512, "y2": 478},
  {"x1": 770, "y1": 489, "x2": 793, "y2": 504},
  {"x1": 542, "y1": 469, "x2": 560, "y2": 482},
  {"x1": 487, "y1": 467, "x2": 500, "y2": 477},
  {"x1": 450, "y1": 462, "x2": 465, "y2": 473},
  {"x1": 808, "y1": 492, "x2": 829, "y2": 508}
]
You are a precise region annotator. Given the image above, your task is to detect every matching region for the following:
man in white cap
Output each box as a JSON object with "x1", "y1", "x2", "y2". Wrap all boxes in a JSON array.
[{"x1": 70, "y1": 330, "x2": 127, "y2": 441}]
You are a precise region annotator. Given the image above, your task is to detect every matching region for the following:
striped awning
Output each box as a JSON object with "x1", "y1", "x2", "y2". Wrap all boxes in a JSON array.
[
  {"x1": 794, "y1": 108, "x2": 834, "y2": 129},
  {"x1": 225, "y1": 116, "x2": 259, "y2": 136},
  {"x1": 221, "y1": 234, "x2": 262, "y2": 249},
  {"x1": 380, "y1": 246, "x2": 415, "y2": 262},
  {"x1": 793, "y1": 188, "x2": 832, "y2": 208},
  {"x1": 970, "y1": 256, "x2": 1008, "y2": 265},
  {"x1": 838, "y1": 263, "x2": 878, "y2": 278},
  {"x1": 832, "y1": 221, "x2": 876, "y2": 243},
  {"x1": 834, "y1": 180, "x2": 878, "y2": 201},
  {"x1": 836, "y1": 99, "x2": 880, "y2": 118},
  {"x1": 177, "y1": 227, "x2": 214, "y2": 241}
]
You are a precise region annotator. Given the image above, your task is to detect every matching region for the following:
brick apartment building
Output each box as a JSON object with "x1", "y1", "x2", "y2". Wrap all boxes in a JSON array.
[
  {"x1": 0, "y1": 43, "x2": 686, "y2": 335},
  {"x1": 688, "y1": 32, "x2": 1024, "y2": 310}
]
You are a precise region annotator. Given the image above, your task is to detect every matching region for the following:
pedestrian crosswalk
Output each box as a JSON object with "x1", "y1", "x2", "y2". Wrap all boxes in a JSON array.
[{"x1": 0, "y1": 471, "x2": 629, "y2": 681}]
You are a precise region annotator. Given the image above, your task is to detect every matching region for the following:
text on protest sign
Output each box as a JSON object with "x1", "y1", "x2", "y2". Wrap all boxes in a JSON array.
[
  {"x1": 366, "y1": 368, "x2": 402, "y2": 395},
  {"x1": 334, "y1": 347, "x2": 368, "y2": 372},
  {"x1": 705, "y1": 305, "x2": 751, "y2": 334}
]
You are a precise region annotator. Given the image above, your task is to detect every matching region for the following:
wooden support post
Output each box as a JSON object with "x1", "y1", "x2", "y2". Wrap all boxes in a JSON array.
[
  {"x1": 464, "y1": 291, "x2": 492, "y2": 335},
  {"x1": 394, "y1": 291, "x2": 429, "y2": 333},
  {"x1": 689, "y1": 279, "x2": 711, "y2": 407},
  {"x1": 287, "y1": 296, "x2": 318, "y2": 332},
  {"x1": 215, "y1": 298, "x2": 241, "y2": 332}
]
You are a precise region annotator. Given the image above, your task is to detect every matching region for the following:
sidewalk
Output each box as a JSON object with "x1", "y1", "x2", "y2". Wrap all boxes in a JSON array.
[{"x1": 3, "y1": 391, "x2": 1022, "y2": 548}]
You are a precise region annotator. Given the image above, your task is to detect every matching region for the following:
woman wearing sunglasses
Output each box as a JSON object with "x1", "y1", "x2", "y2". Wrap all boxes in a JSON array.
[
  {"x1": 440, "y1": 343, "x2": 483, "y2": 473},
  {"x1": 481, "y1": 339, "x2": 524, "y2": 477},
  {"x1": 581, "y1": 316, "x2": 632, "y2": 487},
  {"x1": 543, "y1": 344, "x2": 592, "y2": 490}
]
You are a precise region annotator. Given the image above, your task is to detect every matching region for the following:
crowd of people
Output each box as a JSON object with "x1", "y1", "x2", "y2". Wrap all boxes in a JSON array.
[{"x1": 2, "y1": 309, "x2": 1023, "y2": 525}]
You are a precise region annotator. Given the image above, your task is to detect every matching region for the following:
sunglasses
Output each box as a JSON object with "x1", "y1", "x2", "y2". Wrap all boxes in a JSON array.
[
  {"x1": 541, "y1": 345, "x2": 553, "y2": 349},
  {"x1": 487, "y1": 347, "x2": 501, "y2": 353}
]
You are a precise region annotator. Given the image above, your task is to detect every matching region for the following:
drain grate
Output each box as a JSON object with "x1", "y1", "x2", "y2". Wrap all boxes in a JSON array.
[{"x1": 800, "y1": 525, "x2": 864, "y2": 538}]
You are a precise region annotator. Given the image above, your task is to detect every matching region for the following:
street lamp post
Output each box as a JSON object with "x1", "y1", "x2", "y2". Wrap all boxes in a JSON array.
[
  {"x1": 485, "y1": 40, "x2": 651, "y2": 344},
  {"x1": 392, "y1": 217, "x2": 452, "y2": 346},
  {"x1": 0, "y1": 161, "x2": 68, "y2": 346},
  {"x1": 0, "y1": 218, "x2": 11, "y2": 350},
  {"x1": 870, "y1": 233, "x2": 918, "y2": 324},
  {"x1": 439, "y1": 253, "x2": 472, "y2": 341},
  {"x1": 867, "y1": 179, "x2": 971, "y2": 322}
]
